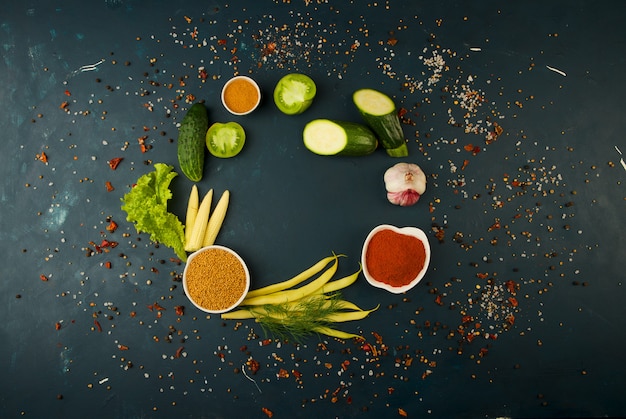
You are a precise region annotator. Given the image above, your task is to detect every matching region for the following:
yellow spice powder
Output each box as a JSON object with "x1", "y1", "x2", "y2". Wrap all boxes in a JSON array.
[
  {"x1": 185, "y1": 248, "x2": 247, "y2": 311},
  {"x1": 223, "y1": 78, "x2": 259, "y2": 113}
]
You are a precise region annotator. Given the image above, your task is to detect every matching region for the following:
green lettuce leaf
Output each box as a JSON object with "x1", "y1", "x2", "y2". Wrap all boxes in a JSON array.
[{"x1": 121, "y1": 163, "x2": 187, "y2": 261}]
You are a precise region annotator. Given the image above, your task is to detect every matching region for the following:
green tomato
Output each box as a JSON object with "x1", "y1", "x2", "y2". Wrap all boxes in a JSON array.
[
  {"x1": 273, "y1": 73, "x2": 317, "y2": 115},
  {"x1": 205, "y1": 122, "x2": 246, "y2": 158}
]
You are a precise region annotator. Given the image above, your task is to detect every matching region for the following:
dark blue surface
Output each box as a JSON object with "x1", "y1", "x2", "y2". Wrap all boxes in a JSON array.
[{"x1": 1, "y1": 1, "x2": 625, "y2": 418}]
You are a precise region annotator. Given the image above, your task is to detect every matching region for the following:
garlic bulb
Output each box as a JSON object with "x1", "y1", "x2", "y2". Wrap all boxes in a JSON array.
[{"x1": 384, "y1": 163, "x2": 426, "y2": 206}]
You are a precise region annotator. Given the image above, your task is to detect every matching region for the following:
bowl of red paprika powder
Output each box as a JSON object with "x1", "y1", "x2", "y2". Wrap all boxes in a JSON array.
[{"x1": 361, "y1": 224, "x2": 431, "y2": 294}]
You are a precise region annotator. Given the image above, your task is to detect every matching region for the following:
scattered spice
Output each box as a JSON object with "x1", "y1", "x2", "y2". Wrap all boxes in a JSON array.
[{"x1": 184, "y1": 247, "x2": 247, "y2": 312}]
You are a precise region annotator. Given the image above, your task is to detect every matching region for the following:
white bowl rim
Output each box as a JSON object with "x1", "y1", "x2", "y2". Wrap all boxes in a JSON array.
[
  {"x1": 361, "y1": 224, "x2": 431, "y2": 294},
  {"x1": 220, "y1": 75, "x2": 261, "y2": 116},
  {"x1": 182, "y1": 245, "x2": 251, "y2": 313}
]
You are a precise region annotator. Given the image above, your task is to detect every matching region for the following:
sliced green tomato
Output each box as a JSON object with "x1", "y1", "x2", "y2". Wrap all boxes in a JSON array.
[
  {"x1": 273, "y1": 73, "x2": 316, "y2": 115},
  {"x1": 205, "y1": 122, "x2": 246, "y2": 158}
]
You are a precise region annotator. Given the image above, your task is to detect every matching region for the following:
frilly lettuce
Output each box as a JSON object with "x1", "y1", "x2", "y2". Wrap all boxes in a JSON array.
[{"x1": 121, "y1": 163, "x2": 187, "y2": 261}]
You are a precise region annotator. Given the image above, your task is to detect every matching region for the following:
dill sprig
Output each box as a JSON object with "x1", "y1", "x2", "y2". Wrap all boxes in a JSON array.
[{"x1": 254, "y1": 293, "x2": 344, "y2": 343}]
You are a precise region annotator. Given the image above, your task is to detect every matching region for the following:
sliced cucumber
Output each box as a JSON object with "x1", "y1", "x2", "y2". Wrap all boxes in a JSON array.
[
  {"x1": 353, "y1": 88, "x2": 408, "y2": 157},
  {"x1": 303, "y1": 119, "x2": 378, "y2": 156}
]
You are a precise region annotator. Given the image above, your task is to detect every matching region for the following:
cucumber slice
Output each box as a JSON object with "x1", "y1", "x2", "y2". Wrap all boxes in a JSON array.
[
  {"x1": 353, "y1": 88, "x2": 408, "y2": 157},
  {"x1": 303, "y1": 119, "x2": 378, "y2": 156},
  {"x1": 274, "y1": 73, "x2": 317, "y2": 115},
  {"x1": 206, "y1": 122, "x2": 246, "y2": 158}
]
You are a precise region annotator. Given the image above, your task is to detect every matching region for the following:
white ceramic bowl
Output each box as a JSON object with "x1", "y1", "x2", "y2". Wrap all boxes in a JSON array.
[
  {"x1": 182, "y1": 245, "x2": 250, "y2": 313},
  {"x1": 220, "y1": 75, "x2": 261, "y2": 115},
  {"x1": 361, "y1": 224, "x2": 431, "y2": 294}
]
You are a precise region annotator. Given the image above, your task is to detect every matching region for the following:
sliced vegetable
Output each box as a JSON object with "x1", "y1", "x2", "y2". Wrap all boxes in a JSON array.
[
  {"x1": 353, "y1": 88, "x2": 408, "y2": 157},
  {"x1": 184, "y1": 185, "x2": 199, "y2": 245},
  {"x1": 177, "y1": 103, "x2": 209, "y2": 181},
  {"x1": 206, "y1": 122, "x2": 246, "y2": 158},
  {"x1": 185, "y1": 189, "x2": 213, "y2": 252},
  {"x1": 202, "y1": 190, "x2": 230, "y2": 247},
  {"x1": 121, "y1": 163, "x2": 186, "y2": 261},
  {"x1": 273, "y1": 73, "x2": 317, "y2": 115},
  {"x1": 303, "y1": 119, "x2": 378, "y2": 156}
]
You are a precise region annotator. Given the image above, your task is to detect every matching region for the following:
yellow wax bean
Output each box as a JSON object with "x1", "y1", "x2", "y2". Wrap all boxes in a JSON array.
[
  {"x1": 241, "y1": 256, "x2": 339, "y2": 306},
  {"x1": 323, "y1": 305, "x2": 379, "y2": 323},
  {"x1": 245, "y1": 254, "x2": 339, "y2": 299},
  {"x1": 313, "y1": 326, "x2": 364, "y2": 340}
]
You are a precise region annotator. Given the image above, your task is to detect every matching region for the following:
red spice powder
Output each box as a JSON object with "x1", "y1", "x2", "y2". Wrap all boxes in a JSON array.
[{"x1": 365, "y1": 229, "x2": 426, "y2": 287}]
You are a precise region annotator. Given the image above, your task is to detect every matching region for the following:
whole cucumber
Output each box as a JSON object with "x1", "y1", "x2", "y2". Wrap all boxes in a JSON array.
[{"x1": 177, "y1": 103, "x2": 208, "y2": 182}]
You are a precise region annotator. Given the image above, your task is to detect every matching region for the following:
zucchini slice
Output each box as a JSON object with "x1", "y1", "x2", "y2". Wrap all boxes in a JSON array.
[
  {"x1": 303, "y1": 119, "x2": 378, "y2": 156},
  {"x1": 353, "y1": 88, "x2": 408, "y2": 157}
]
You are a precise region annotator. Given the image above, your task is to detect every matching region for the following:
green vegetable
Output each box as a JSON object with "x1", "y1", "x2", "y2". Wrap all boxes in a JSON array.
[
  {"x1": 302, "y1": 119, "x2": 378, "y2": 156},
  {"x1": 121, "y1": 163, "x2": 187, "y2": 261},
  {"x1": 273, "y1": 73, "x2": 317, "y2": 115},
  {"x1": 353, "y1": 88, "x2": 408, "y2": 157},
  {"x1": 177, "y1": 103, "x2": 209, "y2": 181},
  {"x1": 205, "y1": 122, "x2": 245, "y2": 158}
]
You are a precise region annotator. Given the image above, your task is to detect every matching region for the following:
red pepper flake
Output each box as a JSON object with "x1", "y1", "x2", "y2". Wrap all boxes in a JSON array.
[
  {"x1": 387, "y1": 387, "x2": 395, "y2": 395},
  {"x1": 341, "y1": 360, "x2": 350, "y2": 371},
  {"x1": 174, "y1": 346, "x2": 184, "y2": 358},
  {"x1": 147, "y1": 302, "x2": 166, "y2": 312},
  {"x1": 434, "y1": 294, "x2": 443, "y2": 306},
  {"x1": 246, "y1": 358, "x2": 260, "y2": 374},
  {"x1": 55, "y1": 322, "x2": 62, "y2": 330},
  {"x1": 40, "y1": 274, "x2": 49, "y2": 282},
  {"x1": 505, "y1": 280, "x2": 518, "y2": 294},
  {"x1": 36, "y1": 152, "x2": 48, "y2": 163},
  {"x1": 60, "y1": 101, "x2": 69, "y2": 110},
  {"x1": 103, "y1": 261, "x2": 112, "y2": 269},
  {"x1": 64, "y1": 89, "x2": 71, "y2": 96},
  {"x1": 506, "y1": 313, "x2": 515, "y2": 325},
  {"x1": 461, "y1": 159, "x2": 470, "y2": 170},
  {"x1": 261, "y1": 407, "x2": 273, "y2": 418},
  {"x1": 217, "y1": 39, "x2": 227, "y2": 46},
  {"x1": 508, "y1": 297, "x2": 519, "y2": 307},
  {"x1": 94, "y1": 320, "x2": 102, "y2": 332},
  {"x1": 105, "y1": 181, "x2": 114, "y2": 192},
  {"x1": 476, "y1": 272, "x2": 489, "y2": 279},
  {"x1": 174, "y1": 305, "x2": 184, "y2": 316},
  {"x1": 292, "y1": 369, "x2": 302, "y2": 379},
  {"x1": 260, "y1": 339, "x2": 272, "y2": 346},
  {"x1": 199, "y1": 68, "x2": 208, "y2": 80},
  {"x1": 106, "y1": 220, "x2": 118, "y2": 233},
  {"x1": 107, "y1": 157, "x2": 123, "y2": 170},
  {"x1": 118, "y1": 344, "x2": 129, "y2": 350},
  {"x1": 479, "y1": 347, "x2": 489, "y2": 357},
  {"x1": 184, "y1": 15, "x2": 192, "y2": 24},
  {"x1": 398, "y1": 408, "x2": 408, "y2": 417},
  {"x1": 277, "y1": 368, "x2": 289, "y2": 378},
  {"x1": 487, "y1": 219, "x2": 501, "y2": 231}
]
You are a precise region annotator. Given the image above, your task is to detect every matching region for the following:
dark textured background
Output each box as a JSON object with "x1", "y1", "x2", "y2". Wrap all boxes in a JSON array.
[{"x1": 1, "y1": 1, "x2": 625, "y2": 418}]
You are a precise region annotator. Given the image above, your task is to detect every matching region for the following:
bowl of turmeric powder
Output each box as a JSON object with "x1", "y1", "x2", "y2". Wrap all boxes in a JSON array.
[
  {"x1": 221, "y1": 76, "x2": 261, "y2": 115},
  {"x1": 183, "y1": 245, "x2": 251, "y2": 313},
  {"x1": 361, "y1": 224, "x2": 431, "y2": 294}
]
